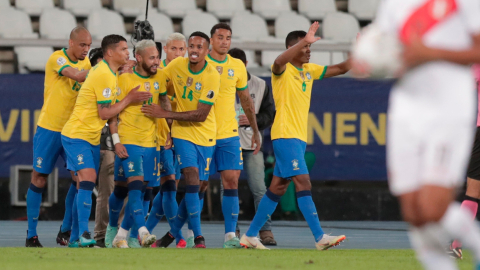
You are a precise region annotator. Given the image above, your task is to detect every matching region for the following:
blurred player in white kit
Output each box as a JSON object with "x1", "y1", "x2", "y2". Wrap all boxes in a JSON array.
[{"x1": 367, "y1": 0, "x2": 480, "y2": 269}]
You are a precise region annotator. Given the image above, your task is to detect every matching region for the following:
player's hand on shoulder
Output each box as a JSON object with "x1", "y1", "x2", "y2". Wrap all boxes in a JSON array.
[
  {"x1": 119, "y1": 60, "x2": 136, "y2": 75},
  {"x1": 126, "y1": 85, "x2": 152, "y2": 103},
  {"x1": 304, "y1": 21, "x2": 321, "y2": 44},
  {"x1": 141, "y1": 103, "x2": 167, "y2": 118},
  {"x1": 115, "y1": 143, "x2": 129, "y2": 158}
]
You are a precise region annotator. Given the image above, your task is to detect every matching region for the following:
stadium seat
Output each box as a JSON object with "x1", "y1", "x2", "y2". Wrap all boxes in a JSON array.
[
  {"x1": 14, "y1": 46, "x2": 54, "y2": 74},
  {"x1": 206, "y1": 0, "x2": 246, "y2": 20},
  {"x1": 230, "y1": 12, "x2": 271, "y2": 41},
  {"x1": 63, "y1": 0, "x2": 102, "y2": 17},
  {"x1": 182, "y1": 11, "x2": 218, "y2": 39},
  {"x1": 322, "y1": 12, "x2": 360, "y2": 42},
  {"x1": 113, "y1": 0, "x2": 153, "y2": 17},
  {"x1": 135, "y1": 12, "x2": 174, "y2": 41},
  {"x1": 158, "y1": 0, "x2": 198, "y2": 18},
  {"x1": 348, "y1": 0, "x2": 381, "y2": 20},
  {"x1": 16, "y1": 0, "x2": 54, "y2": 16},
  {"x1": 275, "y1": 12, "x2": 310, "y2": 39},
  {"x1": 0, "y1": 0, "x2": 11, "y2": 8},
  {"x1": 261, "y1": 50, "x2": 282, "y2": 67},
  {"x1": 298, "y1": 0, "x2": 336, "y2": 20},
  {"x1": 332, "y1": 51, "x2": 346, "y2": 64},
  {"x1": 87, "y1": 8, "x2": 127, "y2": 40},
  {"x1": 40, "y1": 8, "x2": 76, "y2": 40},
  {"x1": 310, "y1": 52, "x2": 331, "y2": 66},
  {"x1": 252, "y1": 0, "x2": 291, "y2": 20},
  {"x1": 0, "y1": 7, "x2": 38, "y2": 38},
  {"x1": 244, "y1": 50, "x2": 259, "y2": 68}
]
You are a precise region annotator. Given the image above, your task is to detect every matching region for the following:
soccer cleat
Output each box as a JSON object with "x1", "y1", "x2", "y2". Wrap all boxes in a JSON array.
[
  {"x1": 112, "y1": 238, "x2": 129, "y2": 248},
  {"x1": 140, "y1": 232, "x2": 156, "y2": 247},
  {"x1": 94, "y1": 238, "x2": 106, "y2": 248},
  {"x1": 56, "y1": 226, "x2": 71, "y2": 246},
  {"x1": 223, "y1": 237, "x2": 242, "y2": 249},
  {"x1": 105, "y1": 224, "x2": 118, "y2": 248},
  {"x1": 315, "y1": 234, "x2": 346, "y2": 251},
  {"x1": 176, "y1": 239, "x2": 187, "y2": 248},
  {"x1": 68, "y1": 240, "x2": 80, "y2": 248},
  {"x1": 128, "y1": 237, "x2": 142, "y2": 248},
  {"x1": 152, "y1": 232, "x2": 175, "y2": 248},
  {"x1": 25, "y1": 235, "x2": 43, "y2": 248},
  {"x1": 447, "y1": 244, "x2": 463, "y2": 260},
  {"x1": 193, "y1": 236, "x2": 206, "y2": 248},
  {"x1": 240, "y1": 234, "x2": 269, "y2": 250},
  {"x1": 186, "y1": 236, "x2": 195, "y2": 248},
  {"x1": 79, "y1": 232, "x2": 96, "y2": 248}
]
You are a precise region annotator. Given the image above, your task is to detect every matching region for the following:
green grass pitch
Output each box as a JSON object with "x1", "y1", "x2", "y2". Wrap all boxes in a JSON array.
[{"x1": 0, "y1": 248, "x2": 475, "y2": 270}]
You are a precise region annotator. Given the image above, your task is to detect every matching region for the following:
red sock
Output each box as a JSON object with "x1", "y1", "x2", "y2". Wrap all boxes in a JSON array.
[{"x1": 451, "y1": 199, "x2": 478, "y2": 249}]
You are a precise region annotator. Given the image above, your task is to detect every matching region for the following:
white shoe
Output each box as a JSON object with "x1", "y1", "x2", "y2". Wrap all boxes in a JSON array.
[
  {"x1": 112, "y1": 237, "x2": 129, "y2": 248},
  {"x1": 315, "y1": 234, "x2": 346, "y2": 250},
  {"x1": 240, "y1": 234, "x2": 269, "y2": 250},
  {"x1": 140, "y1": 232, "x2": 156, "y2": 247}
]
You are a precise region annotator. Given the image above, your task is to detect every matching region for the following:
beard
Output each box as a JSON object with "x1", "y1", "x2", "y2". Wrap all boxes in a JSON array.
[{"x1": 142, "y1": 62, "x2": 157, "y2": 76}]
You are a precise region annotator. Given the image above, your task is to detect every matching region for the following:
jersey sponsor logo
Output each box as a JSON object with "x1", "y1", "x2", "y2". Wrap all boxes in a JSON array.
[
  {"x1": 154, "y1": 81, "x2": 159, "y2": 90},
  {"x1": 195, "y1": 82, "x2": 202, "y2": 91},
  {"x1": 228, "y1": 69, "x2": 234, "y2": 77},
  {"x1": 292, "y1": 159, "x2": 299, "y2": 170},
  {"x1": 128, "y1": 161, "x2": 134, "y2": 172},
  {"x1": 57, "y1": 57, "x2": 67, "y2": 66},
  {"x1": 216, "y1": 66, "x2": 223, "y2": 75},
  {"x1": 306, "y1": 72, "x2": 311, "y2": 80},
  {"x1": 102, "y1": 88, "x2": 112, "y2": 98},
  {"x1": 186, "y1": 77, "x2": 193, "y2": 87},
  {"x1": 36, "y1": 157, "x2": 43, "y2": 168},
  {"x1": 77, "y1": 154, "x2": 84, "y2": 165},
  {"x1": 206, "y1": 90, "x2": 215, "y2": 99},
  {"x1": 144, "y1": 82, "x2": 151, "y2": 91}
]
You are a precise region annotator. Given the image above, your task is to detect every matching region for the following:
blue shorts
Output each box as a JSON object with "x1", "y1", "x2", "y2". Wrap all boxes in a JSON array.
[
  {"x1": 173, "y1": 138, "x2": 214, "y2": 181},
  {"x1": 61, "y1": 135, "x2": 100, "y2": 173},
  {"x1": 160, "y1": 146, "x2": 181, "y2": 179},
  {"x1": 210, "y1": 136, "x2": 243, "y2": 173},
  {"x1": 33, "y1": 126, "x2": 67, "y2": 174},
  {"x1": 273, "y1": 138, "x2": 308, "y2": 179},
  {"x1": 114, "y1": 145, "x2": 157, "y2": 185}
]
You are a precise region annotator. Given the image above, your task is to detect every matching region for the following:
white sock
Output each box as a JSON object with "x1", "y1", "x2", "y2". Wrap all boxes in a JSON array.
[
  {"x1": 409, "y1": 226, "x2": 458, "y2": 270},
  {"x1": 116, "y1": 227, "x2": 128, "y2": 239},
  {"x1": 225, "y1": 232, "x2": 236, "y2": 242},
  {"x1": 440, "y1": 202, "x2": 480, "y2": 260},
  {"x1": 138, "y1": 226, "x2": 149, "y2": 237},
  {"x1": 187, "y1": 230, "x2": 194, "y2": 239}
]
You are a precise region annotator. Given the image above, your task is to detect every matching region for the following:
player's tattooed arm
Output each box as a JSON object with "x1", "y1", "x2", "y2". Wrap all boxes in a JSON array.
[
  {"x1": 61, "y1": 67, "x2": 89, "y2": 82},
  {"x1": 97, "y1": 85, "x2": 152, "y2": 120},
  {"x1": 237, "y1": 88, "x2": 262, "y2": 154},
  {"x1": 159, "y1": 94, "x2": 173, "y2": 127},
  {"x1": 141, "y1": 102, "x2": 212, "y2": 122},
  {"x1": 272, "y1": 21, "x2": 321, "y2": 75}
]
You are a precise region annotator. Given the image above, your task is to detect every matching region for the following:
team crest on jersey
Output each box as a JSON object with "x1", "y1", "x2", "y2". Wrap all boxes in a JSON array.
[
  {"x1": 144, "y1": 82, "x2": 151, "y2": 91},
  {"x1": 306, "y1": 72, "x2": 311, "y2": 80},
  {"x1": 128, "y1": 162, "x2": 134, "y2": 172},
  {"x1": 57, "y1": 57, "x2": 67, "y2": 66},
  {"x1": 102, "y1": 88, "x2": 112, "y2": 98},
  {"x1": 118, "y1": 166, "x2": 124, "y2": 176},
  {"x1": 186, "y1": 77, "x2": 193, "y2": 87},
  {"x1": 216, "y1": 66, "x2": 223, "y2": 75},
  {"x1": 228, "y1": 69, "x2": 234, "y2": 77},
  {"x1": 36, "y1": 157, "x2": 43, "y2": 168},
  {"x1": 195, "y1": 82, "x2": 202, "y2": 91},
  {"x1": 292, "y1": 159, "x2": 299, "y2": 170},
  {"x1": 206, "y1": 90, "x2": 215, "y2": 99},
  {"x1": 77, "y1": 154, "x2": 84, "y2": 165},
  {"x1": 154, "y1": 81, "x2": 159, "y2": 90}
]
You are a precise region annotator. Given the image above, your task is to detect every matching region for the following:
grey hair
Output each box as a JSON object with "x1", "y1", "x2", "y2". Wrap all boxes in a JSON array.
[
  {"x1": 166, "y1": 32, "x2": 186, "y2": 45},
  {"x1": 134, "y1": 39, "x2": 156, "y2": 55}
]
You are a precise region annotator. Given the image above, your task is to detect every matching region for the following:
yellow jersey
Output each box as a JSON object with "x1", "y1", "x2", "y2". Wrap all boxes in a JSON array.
[
  {"x1": 62, "y1": 60, "x2": 119, "y2": 145},
  {"x1": 206, "y1": 54, "x2": 248, "y2": 140},
  {"x1": 117, "y1": 67, "x2": 167, "y2": 148},
  {"x1": 38, "y1": 48, "x2": 91, "y2": 132},
  {"x1": 156, "y1": 59, "x2": 175, "y2": 148},
  {"x1": 162, "y1": 57, "x2": 220, "y2": 146},
  {"x1": 271, "y1": 62, "x2": 327, "y2": 142}
]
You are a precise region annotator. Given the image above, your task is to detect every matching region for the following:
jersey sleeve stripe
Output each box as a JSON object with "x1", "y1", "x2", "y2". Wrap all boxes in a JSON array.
[
  {"x1": 199, "y1": 100, "x2": 214, "y2": 105},
  {"x1": 318, "y1": 66, "x2": 328, "y2": 80},
  {"x1": 272, "y1": 69, "x2": 285, "y2": 76},
  {"x1": 97, "y1": 100, "x2": 112, "y2": 104},
  {"x1": 58, "y1": 65, "x2": 71, "y2": 76},
  {"x1": 236, "y1": 85, "x2": 248, "y2": 91},
  {"x1": 159, "y1": 91, "x2": 167, "y2": 96}
]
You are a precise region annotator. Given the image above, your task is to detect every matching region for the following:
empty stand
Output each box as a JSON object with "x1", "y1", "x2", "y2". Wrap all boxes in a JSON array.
[
  {"x1": 63, "y1": 0, "x2": 102, "y2": 17},
  {"x1": 14, "y1": 46, "x2": 54, "y2": 73},
  {"x1": 182, "y1": 11, "x2": 218, "y2": 39},
  {"x1": 136, "y1": 12, "x2": 174, "y2": 41},
  {"x1": 275, "y1": 12, "x2": 310, "y2": 39},
  {"x1": 87, "y1": 8, "x2": 127, "y2": 40},
  {"x1": 252, "y1": 0, "x2": 291, "y2": 20},
  {"x1": 40, "y1": 8, "x2": 76, "y2": 39},
  {"x1": 113, "y1": 0, "x2": 153, "y2": 17},
  {"x1": 298, "y1": 0, "x2": 337, "y2": 20},
  {"x1": 0, "y1": 7, "x2": 38, "y2": 38},
  {"x1": 158, "y1": 0, "x2": 198, "y2": 18},
  {"x1": 322, "y1": 12, "x2": 359, "y2": 42},
  {"x1": 230, "y1": 12, "x2": 271, "y2": 41},
  {"x1": 206, "y1": 0, "x2": 246, "y2": 20},
  {"x1": 348, "y1": 0, "x2": 380, "y2": 20},
  {"x1": 16, "y1": 0, "x2": 54, "y2": 16}
]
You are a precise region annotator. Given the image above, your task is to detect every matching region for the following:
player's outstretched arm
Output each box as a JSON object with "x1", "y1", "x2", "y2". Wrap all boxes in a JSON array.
[
  {"x1": 237, "y1": 88, "x2": 262, "y2": 154},
  {"x1": 272, "y1": 21, "x2": 321, "y2": 75},
  {"x1": 61, "y1": 67, "x2": 89, "y2": 82},
  {"x1": 141, "y1": 102, "x2": 212, "y2": 122},
  {"x1": 97, "y1": 85, "x2": 151, "y2": 120},
  {"x1": 324, "y1": 58, "x2": 352, "y2": 78}
]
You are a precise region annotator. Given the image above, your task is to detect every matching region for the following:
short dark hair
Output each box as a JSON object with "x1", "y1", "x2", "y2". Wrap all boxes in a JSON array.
[
  {"x1": 228, "y1": 48, "x2": 246, "y2": 65},
  {"x1": 101, "y1": 34, "x2": 127, "y2": 54},
  {"x1": 189, "y1": 31, "x2": 210, "y2": 45},
  {"x1": 88, "y1": 48, "x2": 103, "y2": 66},
  {"x1": 210, "y1": 23, "x2": 232, "y2": 37},
  {"x1": 285, "y1": 30, "x2": 307, "y2": 49}
]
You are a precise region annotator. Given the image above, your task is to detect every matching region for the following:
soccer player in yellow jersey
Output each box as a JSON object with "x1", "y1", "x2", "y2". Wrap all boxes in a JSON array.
[
  {"x1": 205, "y1": 23, "x2": 261, "y2": 248},
  {"x1": 240, "y1": 22, "x2": 352, "y2": 250},
  {"x1": 26, "y1": 27, "x2": 92, "y2": 248},
  {"x1": 146, "y1": 33, "x2": 188, "y2": 249},
  {"x1": 61, "y1": 35, "x2": 152, "y2": 247},
  {"x1": 142, "y1": 31, "x2": 220, "y2": 248}
]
